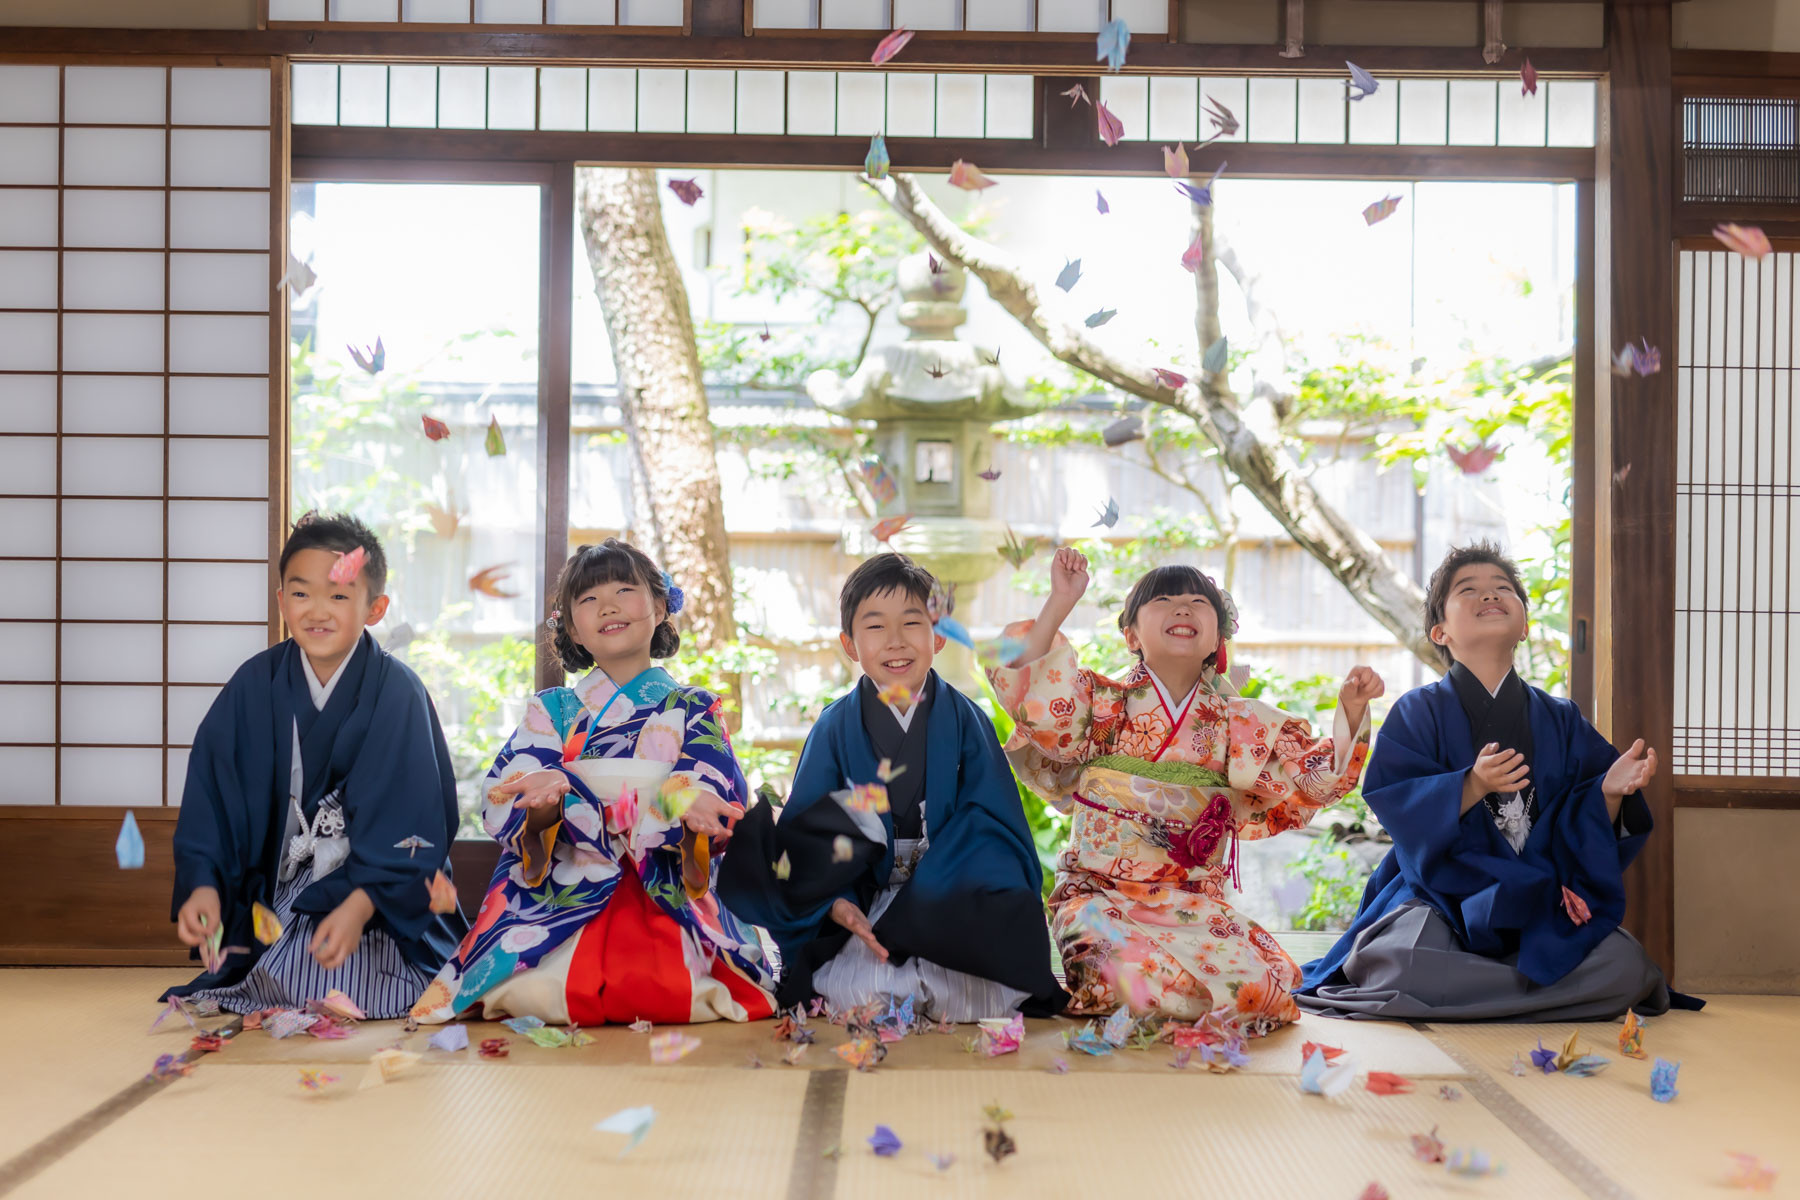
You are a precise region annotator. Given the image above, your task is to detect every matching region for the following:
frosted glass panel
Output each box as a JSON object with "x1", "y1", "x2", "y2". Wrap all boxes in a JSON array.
[
  {"x1": 894, "y1": 0, "x2": 956, "y2": 28},
  {"x1": 290, "y1": 64, "x2": 339, "y2": 125},
  {"x1": 438, "y1": 65, "x2": 488, "y2": 129},
  {"x1": 1448, "y1": 79, "x2": 1498, "y2": 146},
  {"x1": 0, "y1": 686, "x2": 55, "y2": 742},
  {"x1": 0, "y1": 314, "x2": 57, "y2": 372},
  {"x1": 539, "y1": 67, "x2": 588, "y2": 131},
  {"x1": 271, "y1": 0, "x2": 326, "y2": 14},
  {"x1": 171, "y1": 377, "x2": 268, "y2": 437},
  {"x1": 819, "y1": 0, "x2": 883, "y2": 27},
  {"x1": 1297, "y1": 77, "x2": 1346, "y2": 144},
  {"x1": 1148, "y1": 77, "x2": 1198, "y2": 143},
  {"x1": 0, "y1": 376, "x2": 56, "y2": 434},
  {"x1": 387, "y1": 64, "x2": 438, "y2": 128},
  {"x1": 171, "y1": 130, "x2": 270, "y2": 188},
  {"x1": 339, "y1": 64, "x2": 389, "y2": 127},
  {"x1": 0, "y1": 251, "x2": 57, "y2": 308},
  {"x1": 64, "y1": 623, "x2": 162, "y2": 682},
  {"x1": 62, "y1": 376, "x2": 165, "y2": 436},
  {"x1": 1547, "y1": 80, "x2": 1597, "y2": 148},
  {"x1": 62, "y1": 748, "x2": 164, "y2": 805},
  {"x1": 935, "y1": 74, "x2": 985, "y2": 140},
  {"x1": 64, "y1": 687, "x2": 163, "y2": 744},
  {"x1": 736, "y1": 71, "x2": 786, "y2": 136},
  {"x1": 966, "y1": 0, "x2": 1028, "y2": 30},
  {"x1": 752, "y1": 0, "x2": 812, "y2": 25},
  {"x1": 171, "y1": 68, "x2": 270, "y2": 127},
  {"x1": 169, "y1": 624, "x2": 270, "y2": 683},
  {"x1": 836, "y1": 72, "x2": 885, "y2": 137},
  {"x1": 0, "y1": 129, "x2": 58, "y2": 186},
  {"x1": 0, "y1": 435, "x2": 56, "y2": 493},
  {"x1": 0, "y1": 65, "x2": 59, "y2": 123},
  {"x1": 550, "y1": 0, "x2": 616, "y2": 21},
  {"x1": 1099, "y1": 76, "x2": 1149, "y2": 143},
  {"x1": 1348, "y1": 75, "x2": 1399, "y2": 145},
  {"x1": 0, "y1": 564, "x2": 52, "y2": 618},
  {"x1": 687, "y1": 70, "x2": 737, "y2": 135},
  {"x1": 64, "y1": 67, "x2": 165, "y2": 125},
  {"x1": 618, "y1": 0, "x2": 681, "y2": 20},
  {"x1": 637, "y1": 70, "x2": 687, "y2": 134},
  {"x1": 1398, "y1": 78, "x2": 1448, "y2": 145},
  {"x1": 166, "y1": 749, "x2": 190, "y2": 804},
  {"x1": 171, "y1": 253, "x2": 270, "y2": 313},
  {"x1": 61, "y1": 498, "x2": 164, "y2": 558},
  {"x1": 0, "y1": 624, "x2": 55, "y2": 682},
  {"x1": 0, "y1": 190, "x2": 59, "y2": 247},
  {"x1": 65, "y1": 191, "x2": 165, "y2": 249},
  {"x1": 1496, "y1": 81, "x2": 1547, "y2": 147},
  {"x1": 169, "y1": 562, "x2": 268, "y2": 622},
  {"x1": 169, "y1": 438, "x2": 269, "y2": 498},
  {"x1": 1038, "y1": 0, "x2": 1099, "y2": 32},
  {"x1": 589, "y1": 69, "x2": 637, "y2": 132},
  {"x1": 476, "y1": 0, "x2": 544, "y2": 19},
  {"x1": 404, "y1": 0, "x2": 468, "y2": 17},
  {"x1": 61, "y1": 438, "x2": 164, "y2": 497},
  {"x1": 63, "y1": 314, "x2": 164, "y2": 374},
  {"x1": 0, "y1": 499, "x2": 55, "y2": 556},
  {"x1": 170, "y1": 315, "x2": 268, "y2": 375},
  {"x1": 0, "y1": 562, "x2": 53, "y2": 618},
  {"x1": 0, "y1": 748, "x2": 55, "y2": 803},
  {"x1": 64, "y1": 251, "x2": 164, "y2": 312},
  {"x1": 488, "y1": 67, "x2": 537, "y2": 130},
  {"x1": 171, "y1": 192, "x2": 270, "y2": 250},
  {"x1": 170, "y1": 499, "x2": 268, "y2": 559},
  {"x1": 333, "y1": 0, "x2": 401, "y2": 17},
  {"x1": 1113, "y1": 0, "x2": 1169, "y2": 35},
  {"x1": 167, "y1": 686, "x2": 220, "y2": 745},
  {"x1": 65, "y1": 125, "x2": 173, "y2": 189},
  {"x1": 786, "y1": 73, "x2": 835, "y2": 137},
  {"x1": 886, "y1": 73, "x2": 936, "y2": 138},
  {"x1": 1246, "y1": 76, "x2": 1296, "y2": 143},
  {"x1": 61, "y1": 561, "x2": 163, "y2": 619}
]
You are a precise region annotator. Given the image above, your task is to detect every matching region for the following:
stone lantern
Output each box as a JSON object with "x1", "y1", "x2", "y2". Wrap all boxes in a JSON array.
[{"x1": 806, "y1": 251, "x2": 1052, "y2": 594}]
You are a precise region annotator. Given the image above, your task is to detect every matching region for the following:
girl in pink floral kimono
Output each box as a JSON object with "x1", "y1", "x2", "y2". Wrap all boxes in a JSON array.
[{"x1": 986, "y1": 549, "x2": 1384, "y2": 1036}]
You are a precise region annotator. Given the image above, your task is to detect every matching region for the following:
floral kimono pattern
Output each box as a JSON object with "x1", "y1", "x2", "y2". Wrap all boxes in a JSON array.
[
  {"x1": 986, "y1": 623, "x2": 1370, "y2": 1034},
  {"x1": 411, "y1": 667, "x2": 776, "y2": 1026}
]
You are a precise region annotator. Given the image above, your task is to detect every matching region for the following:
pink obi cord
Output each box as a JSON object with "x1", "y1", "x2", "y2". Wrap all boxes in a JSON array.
[{"x1": 1073, "y1": 791, "x2": 1241, "y2": 890}]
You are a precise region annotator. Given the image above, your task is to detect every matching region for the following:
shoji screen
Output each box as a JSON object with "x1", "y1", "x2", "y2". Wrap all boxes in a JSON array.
[{"x1": 0, "y1": 62, "x2": 281, "y2": 808}]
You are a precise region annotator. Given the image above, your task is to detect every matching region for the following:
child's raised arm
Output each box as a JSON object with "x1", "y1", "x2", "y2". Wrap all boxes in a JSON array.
[{"x1": 1010, "y1": 547, "x2": 1090, "y2": 667}]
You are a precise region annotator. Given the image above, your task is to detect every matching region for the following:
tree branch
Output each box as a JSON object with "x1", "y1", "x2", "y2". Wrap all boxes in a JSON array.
[{"x1": 866, "y1": 171, "x2": 1440, "y2": 672}]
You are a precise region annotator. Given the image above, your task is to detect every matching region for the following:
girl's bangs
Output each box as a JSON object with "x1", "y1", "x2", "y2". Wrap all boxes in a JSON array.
[{"x1": 561, "y1": 544, "x2": 653, "y2": 604}]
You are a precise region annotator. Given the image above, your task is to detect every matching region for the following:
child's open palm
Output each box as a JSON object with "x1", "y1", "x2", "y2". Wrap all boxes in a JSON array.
[{"x1": 1603, "y1": 739, "x2": 1656, "y2": 798}]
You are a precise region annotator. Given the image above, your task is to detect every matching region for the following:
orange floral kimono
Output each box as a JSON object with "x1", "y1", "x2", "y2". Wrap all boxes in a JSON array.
[{"x1": 986, "y1": 623, "x2": 1370, "y2": 1034}]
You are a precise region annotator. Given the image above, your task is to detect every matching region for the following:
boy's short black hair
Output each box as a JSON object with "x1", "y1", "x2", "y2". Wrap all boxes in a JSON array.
[
  {"x1": 280, "y1": 511, "x2": 388, "y2": 597},
  {"x1": 839, "y1": 553, "x2": 938, "y2": 635},
  {"x1": 1424, "y1": 540, "x2": 1530, "y2": 668},
  {"x1": 1117, "y1": 565, "x2": 1239, "y2": 666},
  {"x1": 550, "y1": 538, "x2": 680, "y2": 671}
]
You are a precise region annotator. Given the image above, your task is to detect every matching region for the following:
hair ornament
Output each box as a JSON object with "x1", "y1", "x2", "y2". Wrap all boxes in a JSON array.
[
  {"x1": 661, "y1": 571, "x2": 685, "y2": 616},
  {"x1": 546, "y1": 607, "x2": 561, "y2": 630}
]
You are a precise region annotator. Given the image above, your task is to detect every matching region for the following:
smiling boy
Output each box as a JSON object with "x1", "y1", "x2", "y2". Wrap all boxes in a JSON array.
[
  {"x1": 1298, "y1": 541, "x2": 1695, "y2": 1022},
  {"x1": 719, "y1": 553, "x2": 1067, "y2": 1019},
  {"x1": 166, "y1": 513, "x2": 467, "y2": 1017}
]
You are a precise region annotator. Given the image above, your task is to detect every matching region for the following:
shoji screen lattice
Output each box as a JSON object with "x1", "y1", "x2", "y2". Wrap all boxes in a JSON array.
[
  {"x1": 0, "y1": 64, "x2": 280, "y2": 807},
  {"x1": 1674, "y1": 247, "x2": 1800, "y2": 779}
]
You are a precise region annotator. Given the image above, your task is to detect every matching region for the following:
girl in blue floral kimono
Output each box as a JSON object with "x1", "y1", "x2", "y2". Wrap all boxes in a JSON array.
[{"x1": 412, "y1": 540, "x2": 776, "y2": 1026}]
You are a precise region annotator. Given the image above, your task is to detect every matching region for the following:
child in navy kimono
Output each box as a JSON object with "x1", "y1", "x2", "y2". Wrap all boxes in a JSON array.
[
  {"x1": 167, "y1": 513, "x2": 467, "y2": 1018},
  {"x1": 1298, "y1": 541, "x2": 1691, "y2": 1022},
  {"x1": 719, "y1": 553, "x2": 1067, "y2": 1020}
]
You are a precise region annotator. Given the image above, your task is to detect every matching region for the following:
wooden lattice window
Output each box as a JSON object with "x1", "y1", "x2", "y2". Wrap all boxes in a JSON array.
[{"x1": 1683, "y1": 97, "x2": 1800, "y2": 206}]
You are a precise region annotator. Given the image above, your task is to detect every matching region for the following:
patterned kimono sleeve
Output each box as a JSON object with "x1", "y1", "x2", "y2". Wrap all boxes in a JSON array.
[
  {"x1": 1223, "y1": 696, "x2": 1372, "y2": 840},
  {"x1": 984, "y1": 619, "x2": 1113, "y2": 812},
  {"x1": 480, "y1": 692, "x2": 571, "y2": 887}
]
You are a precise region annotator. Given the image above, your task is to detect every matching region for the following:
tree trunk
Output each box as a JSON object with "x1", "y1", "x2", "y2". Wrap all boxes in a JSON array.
[
  {"x1": 867, "y1": 172, "x2": 1441, "y2": 672},
  {"x1": 576, "y1": 167, "x2": 737, "y2": 650}
]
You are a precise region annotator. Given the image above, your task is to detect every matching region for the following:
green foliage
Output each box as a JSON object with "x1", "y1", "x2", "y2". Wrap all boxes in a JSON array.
[
  {"x1": 401, "y1": 624, "x2": 537, "y2": 836},
  {"x1": 666, "y1": 636, "x2": 797, "y2": 800},
  {"x1": 968, "y1": 675, "x2": 1069, "y2": 901}
]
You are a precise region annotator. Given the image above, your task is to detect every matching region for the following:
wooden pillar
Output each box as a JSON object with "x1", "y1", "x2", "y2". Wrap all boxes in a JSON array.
[
  {"x1": 535, "y1": 162, "x2": 575, "y2": 692},
  {"x1": 1597, "y1": 1, "x2": 1675, "y2": 973}
]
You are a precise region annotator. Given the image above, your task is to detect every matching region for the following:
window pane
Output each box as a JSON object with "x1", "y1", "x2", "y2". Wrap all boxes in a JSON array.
[
  {"x1": 1296, "y1": 77, "x2": 1345, "y2": 144},
  {"x1": 1397, "y1": 77, "x2": 1447, "y2": 145},
  {"x1": 1547, "y1": 79, "x2": 1597, "y2": 148},
  {"x1": 1099, "y1": 75, "x2": 1148, "y2": 143},
  {"x1": 1246, "y1": 76, "x2": 1296, "y2": 143},
  {"x1": 1447, "y1": 79, "x2": 1498, "y2": 147},
  {"x1": 1148, "y1": 77, "x2": 1197, "y2": 144}
]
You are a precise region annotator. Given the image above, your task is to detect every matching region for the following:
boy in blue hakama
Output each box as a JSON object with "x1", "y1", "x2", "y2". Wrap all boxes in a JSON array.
[
  {"x1": 165, "y1": 513, "x2": 467, "y2": 1017},
  {"x1": 1298, "y1": 542, "x2": 1699, "y2": 1022}
]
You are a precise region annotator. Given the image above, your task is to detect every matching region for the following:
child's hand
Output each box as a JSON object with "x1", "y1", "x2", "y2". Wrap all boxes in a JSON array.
[
  {"x1": 1338, "y1": 666, "x2": 1384, "y2": 707},
  {"x1": 1463, "y1": 742, "x2": 1531, "y2": 812},
  {"x1": 681, "y1": 792, "x2": 744, "y2": 840},
  {"x1": 1602, "y1": 739, "x2": 1656, "y2": 798},
  {"x1": 308, "y1": 890, "x2": 374, "y2": 971},
  {"x1": 491, "y1": 768, "x2": 571, "y2": 811},
  {"x1": 1048, "y1": 547, "x2": 1090, "y2": 607},
  {"x1": 830, "y1": 898, "x2": 889, "y2": 963},
  {"x1": 176, "y1": 886, "x2": 221, "y2": 947}
]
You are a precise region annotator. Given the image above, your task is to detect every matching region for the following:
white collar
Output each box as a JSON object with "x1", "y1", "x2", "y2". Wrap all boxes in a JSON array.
[
  {"x1": 1144, "y1": 666, "x2": 1199, "y2": 721},
  {"x1": 889, "y1": 699, "x2": 921, "y2": 732},
  {"x1": 301, "y1": 634, "x2": 361, "y2": 709}
]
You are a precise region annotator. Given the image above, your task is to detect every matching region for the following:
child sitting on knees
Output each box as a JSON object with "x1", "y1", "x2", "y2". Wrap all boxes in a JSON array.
[
  {"x1": 169, "y1": 513, "x2": 467, "y2": 1017},
  {"x1": 719, "y1": 553, "x2": 1067, "y2": 1021},
  {"x1": 987, "y1": 548, "x2": 1380, "y2": 1036},
  {"x1": 1298, "y1": 541, "x2": 1695, "y2": 1021}
]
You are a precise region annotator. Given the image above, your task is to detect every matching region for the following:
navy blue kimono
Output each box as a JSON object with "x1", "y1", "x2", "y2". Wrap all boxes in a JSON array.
[
  {"x1": 1301, "y1": 673, "x2": 1651, "y2": 993},
  {"x1": 167, "y1": 631, "x2": 468, "y2": 998},
  {"x1": 718, "y1": 670, "x2": 1067, "y2": 1015}
]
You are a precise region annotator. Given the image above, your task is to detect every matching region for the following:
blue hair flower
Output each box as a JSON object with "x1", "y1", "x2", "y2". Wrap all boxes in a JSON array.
[{"x1": 661, "y1": 571, "x2": 685, "y2": 616}]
